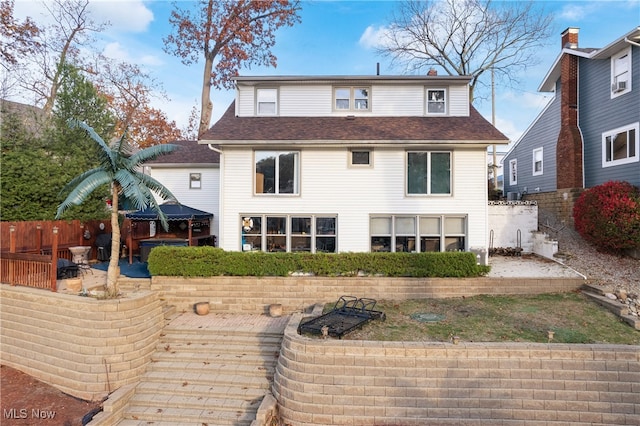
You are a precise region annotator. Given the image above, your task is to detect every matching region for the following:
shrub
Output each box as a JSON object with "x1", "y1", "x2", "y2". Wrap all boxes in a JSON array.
[
  {"x1": 573, "y1": 181, "x2": 640, "y2": 254},
  {"x1": 147, "y1": 247, "x2": 490, "y2": 278}
]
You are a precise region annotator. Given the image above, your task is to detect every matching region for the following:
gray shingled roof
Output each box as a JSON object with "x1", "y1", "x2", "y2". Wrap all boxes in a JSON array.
[
  {"x1": 145, "y1": 140, "x2": 220, "y2": 165},
  {"x1": 200, "y1": 101, "x2": 509, "y2": 145}
]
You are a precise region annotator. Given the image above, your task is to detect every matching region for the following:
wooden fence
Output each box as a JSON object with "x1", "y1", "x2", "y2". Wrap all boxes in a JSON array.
[{"x1": 0, "y1": 219, "x2": 112, "y2": 291}]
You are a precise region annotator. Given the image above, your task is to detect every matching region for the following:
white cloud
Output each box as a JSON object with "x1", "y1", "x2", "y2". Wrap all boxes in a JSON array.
[
  {"x1": 358, "y1": 25, "x2": 387, "y2": 49},
  {"x1": 88, "y1": 0, "x2": 154, "y2": 33},
  {"x1": 102, "y1": 42, "x2": 163, "y2": 67}
]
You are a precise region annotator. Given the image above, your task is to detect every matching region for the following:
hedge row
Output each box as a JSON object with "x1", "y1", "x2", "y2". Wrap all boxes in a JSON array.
[{"x1": 147, "y1": 246, "x2": 490, "y2": 278}]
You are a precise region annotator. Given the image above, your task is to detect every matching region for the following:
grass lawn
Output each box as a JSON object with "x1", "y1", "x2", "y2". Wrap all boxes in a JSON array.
[{"x1": 335, "y1": 292, "x2": 640, "y2": 345}]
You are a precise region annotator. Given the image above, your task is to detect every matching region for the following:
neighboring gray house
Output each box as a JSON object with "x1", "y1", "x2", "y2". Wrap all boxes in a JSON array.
[
  {"x1": 503, "y1": 27, "x2": 640, "y2": 220},
  {"x1": 144, "y1": 140, "x2": 220, "y2": 238}
]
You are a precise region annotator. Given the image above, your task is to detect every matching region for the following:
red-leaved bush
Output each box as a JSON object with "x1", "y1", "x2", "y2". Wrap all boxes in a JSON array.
[{"x1": 573, "y1": 181, "x2": 640, "y2": 254}]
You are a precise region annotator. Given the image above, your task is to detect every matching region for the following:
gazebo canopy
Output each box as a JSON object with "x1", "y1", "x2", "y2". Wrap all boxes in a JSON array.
[{"x1": 125, "y1": 203, "x2": 213, "y2": 221}]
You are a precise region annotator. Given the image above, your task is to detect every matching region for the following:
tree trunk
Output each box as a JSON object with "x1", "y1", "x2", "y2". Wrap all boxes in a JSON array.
[
  {"x1": 106, "y1": 183, "x2": 120, "y2": 294},
  {"x1": 198, "y1": 57, "x2": 214, "y2": 136}
]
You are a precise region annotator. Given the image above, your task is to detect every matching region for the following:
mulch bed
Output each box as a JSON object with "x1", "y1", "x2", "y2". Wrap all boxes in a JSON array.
[{"x1": 0, "y1": 365, "x2": 102, "y2": 426}]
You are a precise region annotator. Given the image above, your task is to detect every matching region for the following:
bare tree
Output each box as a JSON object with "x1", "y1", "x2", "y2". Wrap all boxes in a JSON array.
[
  {"x1": 0, "y1": 0, "x2": 40, "y2": 69},
  {"x1": 378, "y1": 0, "x2": 554, "y2": 101},
  {"x1": 163, "y1": 0, "x2": 302, "y2": 136},
  {"x1": 13, "y1": 0, "x2": 107, "y2": 115}
]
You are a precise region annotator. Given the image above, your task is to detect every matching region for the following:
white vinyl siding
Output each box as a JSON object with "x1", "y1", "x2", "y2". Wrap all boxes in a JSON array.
[
  {"x1": 235, "y1": 82, "x2": 470, "y2": 117},
  {"x1": 147, "y1": 167, "x2": 220, "y2": 238},
  {"x1": 219, "y1": 147, "x2": 487, "y2": 252}
]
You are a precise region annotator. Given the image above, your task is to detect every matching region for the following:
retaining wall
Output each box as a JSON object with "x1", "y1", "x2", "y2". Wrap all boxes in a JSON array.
[
  {"x1": 275, "y1": 314, "x2": 640, "y2": 425},
  {"x1": 151, "y1": 276, "x2": 586, "y2": 314},
  {"x1": 0, "y1": 285, "x2": 165, "y2": 401}
]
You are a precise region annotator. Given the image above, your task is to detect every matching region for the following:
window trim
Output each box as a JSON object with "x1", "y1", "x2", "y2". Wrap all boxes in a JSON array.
[
  {"x1": 611, "y1": 47, "x2": 631, "y2": 99},
  {"x1": 426, "y1": 88, "x2": 447, "y2": 115},
  {"x1": 370, "y1": 214, "x2": 467, "y2": 253},
  {"x1": 254, "y1": 150, "x2": 300, "y2": 196},
  {"x1": 333, "y1": 86, "x2": 371, "y2": 112},
  {"x1": 406, "y1": 150, "x2": 452, "y2": 196},
  {"x1": 240, "y1": 214, "x2": 337, "y2": 253},
  {"x1": 349, "y1": 148, "x2": 373, "y2": 167},
  {"x1": 189, "y1": 173, "x2": 202, "y2": 189},
  {"x1": 509, "y1": 159, "x2": 518, "y2": 185},
  {"x1": 532, "y1": 148, "x2": 543, "y2": 176},
  {"x1": 256, "y1": 88, "x2": 278, "y2": 116},
  {"x1": 601, "y1": 122, "x2": 639, "y2": 168}
]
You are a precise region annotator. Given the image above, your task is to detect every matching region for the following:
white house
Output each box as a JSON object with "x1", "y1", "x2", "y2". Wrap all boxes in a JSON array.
[
  {"x1": 200, "y1": 75, "x2": 509, "y2": 262},
  {"x1": 144, "y1": 140, "x2": 220, "y2": 238}
]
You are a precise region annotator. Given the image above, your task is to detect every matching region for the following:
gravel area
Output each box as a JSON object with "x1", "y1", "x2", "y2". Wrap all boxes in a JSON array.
[{"x1": 540, "y1": 212, "x2": 640, "y2": 297}]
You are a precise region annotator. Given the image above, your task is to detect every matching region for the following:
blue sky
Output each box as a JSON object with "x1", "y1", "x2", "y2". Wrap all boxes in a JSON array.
[{"x1": 12, "y1": 0, "x2": 640, "y2": 145}]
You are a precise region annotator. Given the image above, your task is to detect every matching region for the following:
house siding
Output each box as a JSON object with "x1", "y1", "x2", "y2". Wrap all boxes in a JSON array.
[
  {"x1": 236, "y1": 82, "x2": 471, "y2": 117},
  {"x1": 147, "y1": 167, "x2": 220, "y2": 238},
  {"x1": 503, "y1": 86, "x2": 561, "y2": 196},
  {"x1": 579, "y1": 46, "x2": 640, "y2": 188},
  {"x1": 219, "y1": 146, "x2": 488, "y2": 252}
]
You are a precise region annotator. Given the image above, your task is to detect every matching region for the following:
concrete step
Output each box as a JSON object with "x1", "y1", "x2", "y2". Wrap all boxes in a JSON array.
[
  {"x1": 127, "y1": 392, "x2": 263, "y2": 412},
  {"x1": 122, "y1": 405, "x2": 254, "y2": 425},
  {"x1": 135, "y1": 381, "x2": 268, "y2": 400},
  {"x1": 140, "y1": 369, "x2": 273, "y2": 389},
  {"x1": 155, "y1": 340, "x2": 282, "y2": 356},
  {"x1": 147, "y1": 360, "x2": 276, "y2": 377},
  {"x1": 152, "y1": 350, "x2": 280, "y2": 366}
]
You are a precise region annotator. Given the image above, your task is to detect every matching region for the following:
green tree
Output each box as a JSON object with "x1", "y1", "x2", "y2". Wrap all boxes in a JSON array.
[
  {"x1": 56, "y1": 120, "x2": 179, "y2": 294},
  {"x1": 47, "y1": 63, "x2": 116, "y2": 221},
  {"x1": 0, "y1": 107, "x2": 58, "y2": 220}
]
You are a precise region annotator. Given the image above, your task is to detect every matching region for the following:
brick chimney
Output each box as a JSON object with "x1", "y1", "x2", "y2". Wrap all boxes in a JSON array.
[
  {"x1": 427, "y1": 68, "x2": 437, "y2": 76},
  {"x1": 556, "y1": 28, "x2": 583, "y2": 190}
]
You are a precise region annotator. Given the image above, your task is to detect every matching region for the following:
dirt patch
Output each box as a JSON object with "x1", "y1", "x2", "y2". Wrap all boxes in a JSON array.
[{"x1": 0, "y1": 365, "x2": 102, "y2": 426}]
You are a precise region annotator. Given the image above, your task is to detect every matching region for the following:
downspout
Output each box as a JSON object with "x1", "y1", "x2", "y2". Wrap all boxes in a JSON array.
[{"x1": 207, "y1": 144, "x2": 222, "y2": 153}]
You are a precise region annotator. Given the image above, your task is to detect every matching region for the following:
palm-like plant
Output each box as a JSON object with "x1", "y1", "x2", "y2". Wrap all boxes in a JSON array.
[{"x1": 56, "y1": 119, "x2": 179, "y2": 294}]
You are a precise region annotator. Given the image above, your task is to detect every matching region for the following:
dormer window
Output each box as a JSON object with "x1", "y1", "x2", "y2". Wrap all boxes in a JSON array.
[
  {"x1": 334, "y1": 87, "x2": 370, "y2": 111},
  {"x1": 426, "y1": 89, "x2": 446, "y2": 114},
  {"x1": 611, "y1": 48, "x2": 631, "y2": 98},
  {"x1": 257, "y1": 88, "x2": 277, "y2": 115}
]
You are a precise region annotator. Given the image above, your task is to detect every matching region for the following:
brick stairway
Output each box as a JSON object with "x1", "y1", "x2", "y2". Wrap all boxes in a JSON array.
[{"x1": 115, "y1": 313, "x2": 287, "y2": 425}]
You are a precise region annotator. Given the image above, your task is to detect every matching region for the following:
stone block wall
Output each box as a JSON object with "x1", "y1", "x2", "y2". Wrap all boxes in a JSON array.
[
  {"x1": 275, "y1": 314, "x2": 640, "y2": 425},
  {"x1": 151, "y1": 276, "x2": 585, "y2": 314},
  {"x1": 525, "y1": 189, "x2": 583, "y2": 228},
  {"x1": 0, "y1": 285, "x2": 165, "y2": 401}
]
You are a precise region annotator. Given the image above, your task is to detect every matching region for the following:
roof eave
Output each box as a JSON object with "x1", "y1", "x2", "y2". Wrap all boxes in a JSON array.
[{"x1": 199, "y1": 139, "x2": 509, "y2": 147}]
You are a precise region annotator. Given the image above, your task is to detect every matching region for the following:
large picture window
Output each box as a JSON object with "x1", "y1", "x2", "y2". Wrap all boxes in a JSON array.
[
  {"x1": 371, "y1": 215, "x2": 466, "y2": 252},
  {"x1": 255, "y1": 151, "x2": 299, "y2": 195},
  {"x1": 407, "y1": 151, "x2": 451, "y2": 195},
  {"x1": 241, "y1": 215, "x2": 337, "y2": 253},
  {"x1": 602, "y1": 123, "x2": 639, "y2": 167}
]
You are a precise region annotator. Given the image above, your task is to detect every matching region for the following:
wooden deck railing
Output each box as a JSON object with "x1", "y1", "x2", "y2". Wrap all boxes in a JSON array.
[
  {"x1": 0, "y1": 253, "x2": 56, "y2": 291},
  {"x1": 0, "y1": 225, "x2": 60, "y2": 291}
]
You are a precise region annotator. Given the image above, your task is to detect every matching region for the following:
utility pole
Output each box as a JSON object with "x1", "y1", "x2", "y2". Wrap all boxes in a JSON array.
[{"x1": 491, "y1": 67, "x2": 498, "y2": 190}]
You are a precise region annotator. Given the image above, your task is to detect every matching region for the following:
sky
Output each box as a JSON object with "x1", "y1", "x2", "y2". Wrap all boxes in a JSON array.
[{"x1": 11, "y1": 0, "x2": 640, "y2": 146}]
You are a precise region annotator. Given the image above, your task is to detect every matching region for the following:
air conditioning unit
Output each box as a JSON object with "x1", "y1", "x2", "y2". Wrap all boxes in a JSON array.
[{"x1": 612, "y1": 80, "x2": 627, "y2": 92}]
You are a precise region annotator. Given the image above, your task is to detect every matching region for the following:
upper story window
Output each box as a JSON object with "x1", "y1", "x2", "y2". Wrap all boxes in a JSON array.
[
  {"x1": 189, "y1": 173, "x2": 202, "y2": 189},
  {"x1": 509, "y1": 159, "x2": 518, "y2": 185},
  {"x1": 257, "y1": 88, "x2": 277, "y2": 115},
  {"x1": 426, "y1": 89, "x2": 446, "y2": 114},
  {"x1": 407, "y1": 151, "x2": 451, "y2": 195},
  {"x1": 611, "y1": 48, "x2": 631, "y2": 98},
  {"x1": 602, "y1": 122, "x2": 639, "y2": 168},
  {"x1": 349, "y1": 149, "x2": 372, "y2": 167},
  {"x1": 533, "y1": 148, "x2": 543, "y2": 176},
  {"x1": 255, "y1": 150, "x2": 300, "y2": 195},
  {"x1": 334, "y1": 87, "x2": 370, "y2": 111}
]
